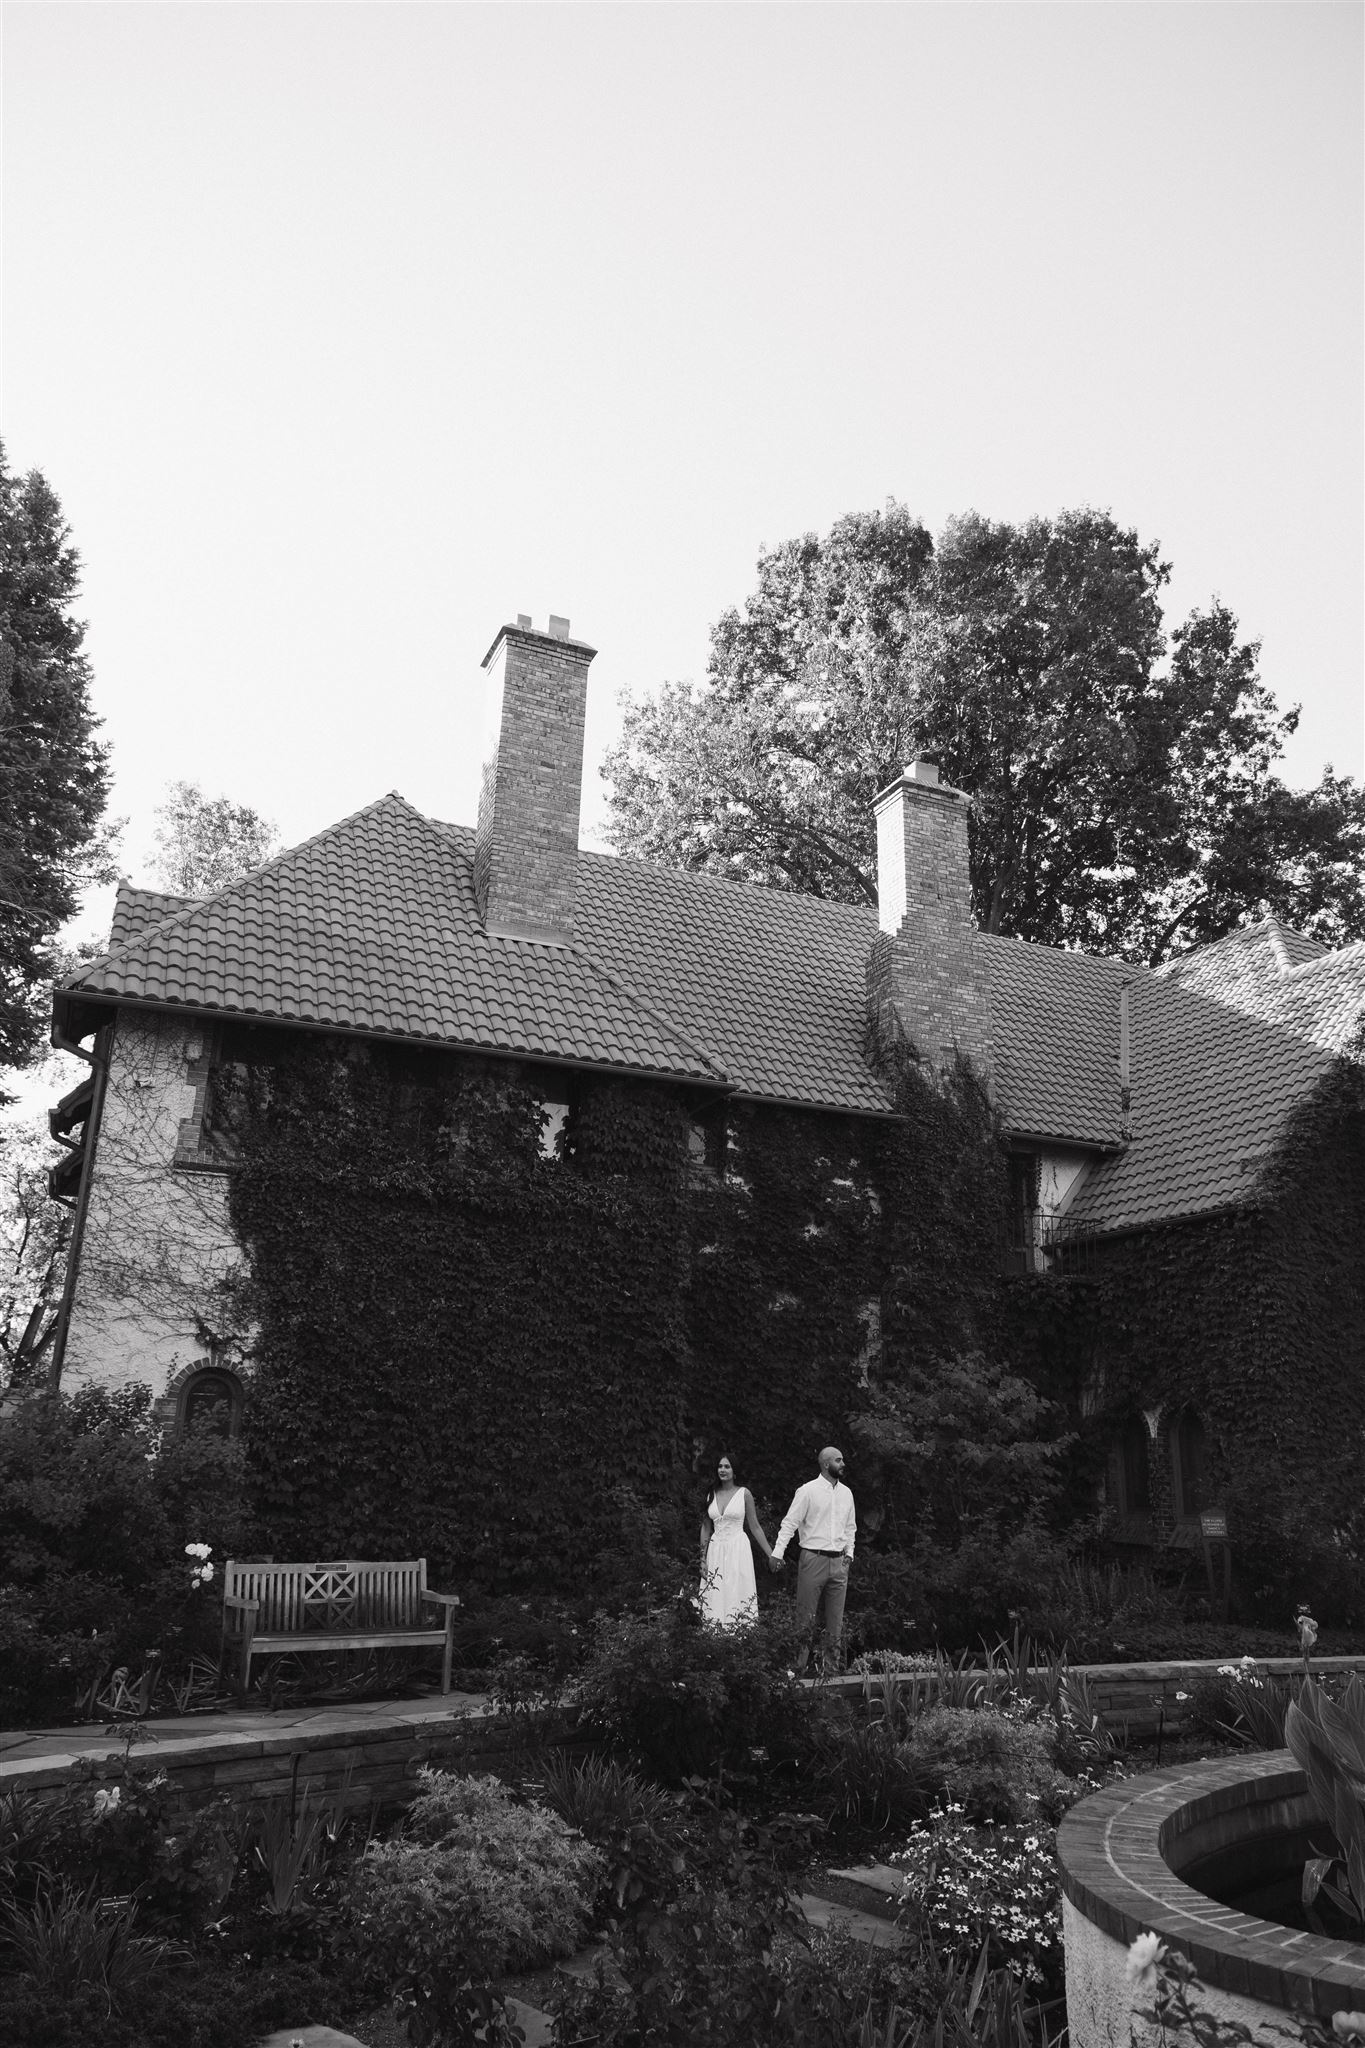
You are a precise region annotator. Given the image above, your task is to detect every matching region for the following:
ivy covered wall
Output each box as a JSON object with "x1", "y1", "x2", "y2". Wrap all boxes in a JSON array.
[
  {"x1": 222, "y1": 1033, "x2": 1052, "y2": 1596},
  {"x1": 220, "y1": 1023, "x2": 1363, "y2": 1618},
  {"x1": 1080, "y1": 1045, "x2": 1365, "y2": 1619}
]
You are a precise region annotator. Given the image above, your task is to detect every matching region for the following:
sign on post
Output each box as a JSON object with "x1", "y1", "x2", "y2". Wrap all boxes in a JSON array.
[{"x1": 1200, "y1": 1507, "x2": 1232, "y2": 1617}]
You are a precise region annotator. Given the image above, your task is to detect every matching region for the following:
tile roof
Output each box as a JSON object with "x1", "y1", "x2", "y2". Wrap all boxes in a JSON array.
[
  {"x1": 568, "y1": 844, "x2": 891, "y2": 1113},
  {"x1": 1157, "y1": 916, "x2": 1330, "y2": 999},
  {"x1": 67, "y1": 798, "x2": 726, "y2": 1088},
  {"x1": 978, "y1": 936, "x2": 1125, "y2": 1147},
  {"x1": 108, "y1": 886, "x2": 201, "y2": 949},
  {"x1": 1065, "y1": 924, "x2": 1365, "y2": 1236},
  {"x1": 62, "y1": 815, "x2": 1365, "y2": 1222},
  {"x1": 73, "y1": 809, "x2": 1133, "y2": 1127}
]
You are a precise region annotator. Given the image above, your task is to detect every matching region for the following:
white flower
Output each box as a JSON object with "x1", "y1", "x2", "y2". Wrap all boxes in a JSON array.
[
  {"x1": 92, "y1": 1785, "x2": 122, "y2": 1819},
  {"x1": 1125, "y1": 1930, "x2": 1165, "y2": 1987},
  {"x1": 185, "y1": 1542, "x2": 212, "y2": 1559},
  {"x1": 1332, "y1": 2015, "x2": 1365, "y2": 2039},
  {"x1": 1175, "y1": 1691, "x2": 1190, "y2": 1702}
]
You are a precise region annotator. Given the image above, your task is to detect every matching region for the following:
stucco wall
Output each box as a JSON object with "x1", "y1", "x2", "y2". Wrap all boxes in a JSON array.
[
  {"x1": 1062, "y1": 1897, "x2": 1295, "y2": 2048},
  {"x1": 62, "y1": 1010, "x2": 241, "y2": 1400}
]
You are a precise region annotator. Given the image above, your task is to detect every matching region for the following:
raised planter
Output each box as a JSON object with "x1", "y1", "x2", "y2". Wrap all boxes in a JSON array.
[
  {"x1": 1058, "y1": 1752, "x2": 1365, "y2": 2044},
  {"x1": 835, "y1": 1655, "x2": 1365, "y2": 1741}
]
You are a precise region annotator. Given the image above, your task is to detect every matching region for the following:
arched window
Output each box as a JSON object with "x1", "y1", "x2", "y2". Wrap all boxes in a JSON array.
[
  {"x1": 178, "y1": 1368, "x2": 242, "y2": 1440},
  {"x1": 1171, "y1": 1410, "x2": 1208, "y2": 1520},
  {"x1": 1106, "y1": 1413, "x2": 1152, "y2": 1524}
]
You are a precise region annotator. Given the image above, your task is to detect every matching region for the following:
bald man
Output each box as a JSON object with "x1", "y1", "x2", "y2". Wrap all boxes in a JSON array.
[{"x1": 772, "y1": 1446, "x2": 856, "y2": 1673}]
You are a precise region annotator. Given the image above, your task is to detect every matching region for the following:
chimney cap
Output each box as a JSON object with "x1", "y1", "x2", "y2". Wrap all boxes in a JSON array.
[
  {"x1": 873, "y1": 757, "x2": 968, "y2": 810},
  {"x1": 482, "y1": 618, "x2": 598, "y2": 668}
]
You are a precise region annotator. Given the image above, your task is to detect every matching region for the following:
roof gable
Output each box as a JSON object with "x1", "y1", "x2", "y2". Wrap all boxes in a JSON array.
[{"x1": 65, "y1": 796, "x2": 727, "y2": 1089}]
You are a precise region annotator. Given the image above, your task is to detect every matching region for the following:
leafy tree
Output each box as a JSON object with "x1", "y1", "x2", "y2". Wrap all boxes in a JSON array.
[
  {"x1": 606, "y1": 504, "x2": 1365, "y2": 963},
  {"x1": 0, "y1": 446, "x2": 114, "y2": 1074},
  {"x1": 150, "y1": 780, "x2": 280, "y2": 895},
  {"x1": 0, "y1": 1111, "x2": 69, "y2": 1385}
]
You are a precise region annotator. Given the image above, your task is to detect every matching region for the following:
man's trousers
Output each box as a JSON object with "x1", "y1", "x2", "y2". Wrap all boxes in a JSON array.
[{"x1": 793, "y1": 1549, "x2": 849, "y2": 1670}]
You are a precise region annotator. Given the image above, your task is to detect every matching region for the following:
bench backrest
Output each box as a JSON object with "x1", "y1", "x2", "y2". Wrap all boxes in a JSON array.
[{"x1": 223, "y1": 1559, "x2": 430, "y2": 1632}]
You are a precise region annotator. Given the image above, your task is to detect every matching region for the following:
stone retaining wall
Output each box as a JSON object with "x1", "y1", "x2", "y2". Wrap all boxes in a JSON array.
[
  {"x1": 0, "y1": 1702, "x2": 543, "y2": 1817},
  {"x1": 8, "y1": 1654, "x2": 1365, "y2": 1819},
  {"x1": 835, "y1": 1654, "x2": 1365, "y2": 1741}
]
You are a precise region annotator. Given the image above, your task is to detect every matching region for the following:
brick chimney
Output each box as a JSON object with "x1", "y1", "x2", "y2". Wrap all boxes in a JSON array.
[
  {"x1": 866, "y1": 757, "x2": 993, "y2": 1081},
  {"x1": 473, "y1": 615, "x2": 597, "y2": 945}
]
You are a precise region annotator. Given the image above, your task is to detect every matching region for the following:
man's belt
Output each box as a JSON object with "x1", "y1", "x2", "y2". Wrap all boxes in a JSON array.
[{"x1": 804, "y1": 1548, "x2": 846, "y2": 1557}]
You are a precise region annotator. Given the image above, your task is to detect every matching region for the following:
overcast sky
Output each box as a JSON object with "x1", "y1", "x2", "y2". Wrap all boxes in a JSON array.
[{"x1": 3, "y1": 1, "x2": 1362, "y2": 917}]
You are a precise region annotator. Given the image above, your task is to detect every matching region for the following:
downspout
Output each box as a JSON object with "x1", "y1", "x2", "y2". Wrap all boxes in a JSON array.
[
  {"x1": 46, "y1": 1012, "x2": 114, "y2": 1391},
  {"x1": 1118, "y1": 975, "x2": 1132, "y2": 1142}
]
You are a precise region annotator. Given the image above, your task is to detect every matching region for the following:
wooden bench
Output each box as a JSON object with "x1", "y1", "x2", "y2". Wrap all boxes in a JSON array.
[{"x1": 221, "y1": 1559, "x2": 461, "y2": 1695}]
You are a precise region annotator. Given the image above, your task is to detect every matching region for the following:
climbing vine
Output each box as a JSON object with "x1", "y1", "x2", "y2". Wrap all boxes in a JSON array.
[
  {"x1": 221, "y1": 1029, "x2": 1070, "y2": 1601},
  {"x1": 1078, "y1": 1038, "x2": 1365, "y2": 1620}
]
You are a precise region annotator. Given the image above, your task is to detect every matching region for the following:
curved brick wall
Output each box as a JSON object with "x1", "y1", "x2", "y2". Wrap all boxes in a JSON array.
[{"x1": 1058, "y1": 1753, "x2": 1365, "y2": 2044}]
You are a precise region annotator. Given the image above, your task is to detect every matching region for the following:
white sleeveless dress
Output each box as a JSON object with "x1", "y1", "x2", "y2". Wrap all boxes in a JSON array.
[{"x1": 701, "y1": 1490, "x2": 758, "y2": 1626}]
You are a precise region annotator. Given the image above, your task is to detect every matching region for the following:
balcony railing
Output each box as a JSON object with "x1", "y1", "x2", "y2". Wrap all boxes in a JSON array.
[{"x1": 1003, "y1": 1211, "x2": 1098, "y2": 1277}]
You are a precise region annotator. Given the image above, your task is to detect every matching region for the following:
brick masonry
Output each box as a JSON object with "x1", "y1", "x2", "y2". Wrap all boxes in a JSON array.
[
  {"x1": 1058, "y1": 1750, "x2": 1365, "y2": 2024},
  {"x1": 867, "y1": 765, "x2": 993, "y2": 1082},
  {"x1": 474, "y1": 623, "x2": 597, "y2": 946}
]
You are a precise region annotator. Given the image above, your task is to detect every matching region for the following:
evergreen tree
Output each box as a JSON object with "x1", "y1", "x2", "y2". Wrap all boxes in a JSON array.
[{"x1": 0, "y1": 447, "x2": 113, "y2": 1076}]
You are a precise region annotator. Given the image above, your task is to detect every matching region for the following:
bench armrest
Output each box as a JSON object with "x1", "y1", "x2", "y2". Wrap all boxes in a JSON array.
[
  {"x1": 420, "y1": 1590, "x2": 462, "y2": 1611},
  {"x1": 221, "y1": 1594, "x2": 259, "y2": 1617}
]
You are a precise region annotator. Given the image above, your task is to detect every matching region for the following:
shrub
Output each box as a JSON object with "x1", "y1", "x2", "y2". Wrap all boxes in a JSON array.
[
  {"x1": 901, "y1": 1707, "x2": 1077, "y2": 1827},
  {"x1": 893, "y1": 1806, "x2": 1064, "y2": 1990},
  {"x1": 0, "y1": 1385, "x2": 252, "y2": 1727},
  {"x1": 0, "y1": 1957, "x2": 360, "y2": 2048},
  {"x1": 0, "y1": 1878, "x2": 188, "y2": 2010},
  {"x1": 803, "y1": 1710, "x2": 932, "y2": 1837},
  {"x1": 531, "y1": 1750, "x2": 687, "y2": 1911},
  {"x1": 1, "y1": 1759, "x2": 240, "y2": 1936},
  {"x1": 347, "y1": 1769, "x2": 601, "y2": 1981},
  {"x1": 548, "y1": 1800, "x2": 851, "y2": 2047},
  {"x1": 1187, "y1": 1661, "x2": 1298, "y2": 1749},
  {"x1": 572, "y1": 1592, "x2": 810, "y2": 1784}
]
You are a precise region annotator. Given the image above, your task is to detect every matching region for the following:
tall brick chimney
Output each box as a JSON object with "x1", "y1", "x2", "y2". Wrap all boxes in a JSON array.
[
  {"x1": 473, "y1": 615, "x2": 597, "y2": 945},
  {"x1": 865, "y1": 757, "x2": 993, "y2": 1082}
]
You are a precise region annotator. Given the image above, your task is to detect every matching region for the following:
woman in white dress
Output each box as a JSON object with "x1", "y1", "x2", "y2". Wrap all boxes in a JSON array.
[{"x1": 699, "y1": 1453, "x2": 778, "y2": 1626}]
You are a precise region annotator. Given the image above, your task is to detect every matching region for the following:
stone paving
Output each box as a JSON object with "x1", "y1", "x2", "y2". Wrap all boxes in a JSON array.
[{"x1": 0, "y1": 1689, "x2": 488, "y2": 1772}]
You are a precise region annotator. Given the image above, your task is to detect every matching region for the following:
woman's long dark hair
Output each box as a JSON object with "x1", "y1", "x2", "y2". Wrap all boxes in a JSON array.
[{"x1": 705, "y1": 1450, "x2": 741, "y2": 1510}]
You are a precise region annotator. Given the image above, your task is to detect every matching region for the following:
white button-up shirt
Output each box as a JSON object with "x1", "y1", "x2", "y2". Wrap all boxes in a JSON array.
[{"x1": 773, "y1": 1475, "x2": 856, "y2": 1561}]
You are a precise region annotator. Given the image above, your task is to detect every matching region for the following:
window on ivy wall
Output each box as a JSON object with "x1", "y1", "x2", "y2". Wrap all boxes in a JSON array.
[
  {"x1": 1106, "y1": 1414, "x2": 1152, "y2": 1528},
  {"x1": 539, "y1": 1101, "x2": 570, "y2": 1159},
  {"x1": 1004, "y1": 1151, "x2": 1042, "y2": 1273},
  {"x1": 175, "y1": 1023, "x2": 277, "y2": 1171},
  {"x1": 178, "y1": 1367, "x2": 243, "y2": 1439},
  {"x1": 688, "y1": 1109, "x2": 727, "y2": 1177},
  {"x1": 1171, "y1": 1409, "x2": 1208, "y2": 1520}
]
